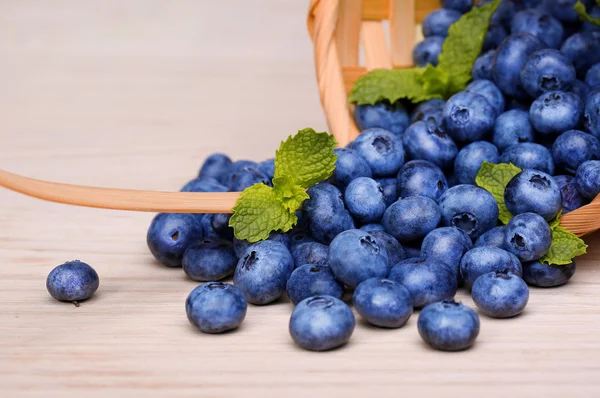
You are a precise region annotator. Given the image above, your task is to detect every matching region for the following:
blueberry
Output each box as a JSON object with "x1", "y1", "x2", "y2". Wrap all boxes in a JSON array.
[
  {"x1": 46, "y1": 260, "x2": 99, "y2": 303},
  {"x1": 472, "y1": 270, "x2": 529, "y2": 318},
  {"x1": 200, "y1": 213, "x2": 233, "y2": 241},
  {"x1": 181, "y1": 178, "x2": 228, "y2": 193},
  {"x1": 225, "y1": 160, "x2": 258, "y2": 186},
  {"x1": 454, "y1": 141, "x2": 500, "y2": 185},
  {"x1": 228, "y1": 166, "x2": 270, "y2": 191},
  {"x1": 185, "y1": 282, "x2": 247, "y2": 333},
  {"x1": 331, "y1": 148, "x2": 373, "y2": 189},
  {"x1": 198, "y1": 153, "x2": 232, "y2": 183},
  {"x1": 182, "y1": 238, "x2": 237, "y2": 281},
  {"x1": 510, "y1": 9, "x2": 563, "y2": 48},
  {"x1": 582, "y1": 5, "x2": 600, "y2": 32},
  {"x1": 505, "y1": 170, "x2": 562, "y2": 220},
  {"x1": 233, "y1": 232, "x2": 290, "y2": 258},
  {"x1": 289, "y1": 296, "x2": 355, "y2": 351},
  {"x1": 420, "y1": 227, "x2": 473, "y2": 277},
  {"x1": 303, "y1": 183, "x2": 355, "y2": 244},
  {"x1": 493, "y1": 110, "x2": 535, "y2": 151},
  {"x1": 368, "y1": 230, "x2": 406, "y2": 266},
  {"x1": 459, "y1": 246, "x2": 523, "y2": 289},
  {"x1": 360, "y1": 223, "x2": 385, "y2": 232},
  {"x1": 388, "y1": 257, "x2": 457, "y2": 308},
  {"x1": 438, "y1": 185, "x2": 499, "y2": 240},
  {"x1": 554, "y1": 175, "x2": 587, "y2": 213},
  {"x1": 353, "y1": 278, "x2": 413, "y2": 328},
  {"x1": 571, "y1": 79, "x2": 590, "y2": 103},
  {"x1": 353, "y1": 101, "x2": 410, "y2": 138},
  {"x1": 493, "y1": 33, "x2": 547, "y2": 99},
  {"x1": 147, "y1": 213, "x2": 203, "y2": 267},
  {"x1": 442, "y1": 0, "x2": 473, "y2": 13},
  {"x1": 560, "y1": 32, "x2": 600, "y2": 77},
  {"x1": 522, "y1": 260, "x2": 576, "y2": 287},
  {"x1": 474, "y1": 226, "x2": 507, "y2": 249},
  {"x1": 575, "y1": 160, "x2": 600, "y2": 199},
  {"x1": 410, "y1": 99, "x2": 446, "y2": 124},
  {"x1": 418, "y1": 300, "x2": 480, "y2": 351},
  {"x1": 546, "y1": 0, "x2": 584, "y2": 23},
  {"x1": 422, "y1": 9, "x2": 462, "y2": 37},
  {"x1": 584, "y1": 88, "x2": 600, "y2": 138},
  {"x1": 353, "y1": 128, "x2": 405, "y2": 177},
  {"x1": 288, "y1": 230, "x2": 316, "y2": 252},
  {"x1": 291, "y1": 242, "x2": 329, "y2": 268},
  {"x1": 465, "y1": 79, "x2": 505, "y2": 116},
  {"x1": 375, "y1": 177, "x2": 398, "y2": 206},
  {"x1": 344, "y1": 177, "x2": 386, "y2": 224},
  {"x1": 504, "y1": 213, "x2": 551, "y2": 262},
  {"x1": 472, "y1": 50, "x2": 496, "y2": 81},
  {"x1": 500, "y1": 143, "x2": 555, "y2": 175},
  {"x1": 413, "y1": 36, "x2": 445, "y2": 67},
  {"x1": 529, "y1": 91, "x2": 583, "y2": 135},
  {"x1": 396, "y1": 160, "x2": 448, "y2": 201},
  {"x1": 328, "y1": 229, "x2": 390, "y2": 288},
  {"x1": 402, "y1": 121, "x2": 458, "y2": 169},
  {"x1": 442, "y1": 91, "x2": 496, "y2": 143},
  {"x1": 382, "y1": 196, "x2": 441, "y2": 243},
  {"x1": 286, "y1": 265, "x2": 344, "y2": 305},
  {"x1": 256, "y1": 158, "x2": 275, "y2": 179},
  {"x1": 585, "y1": 63, "x2": 600, "y2": 90},
  {"x1": 520, "y1": 49, "x2": 576, "y2": 98},
  {"x1": 486, "y1": 0, "x2": 517, "y2": 27},
  {"x1": 552, "y1": 130, "x2": 600, "y2": 174},
  {"x1": 483, "y1": 23, "x2": 508, "y2": 51},
  {"x1": 234, "y1": 241, "x2": 294, "y2": 305}
]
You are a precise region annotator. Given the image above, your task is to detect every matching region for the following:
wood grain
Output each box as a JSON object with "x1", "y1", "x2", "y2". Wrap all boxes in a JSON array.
[{"x1": 1, "y1": 1, "x2": 600, "y2": 398}]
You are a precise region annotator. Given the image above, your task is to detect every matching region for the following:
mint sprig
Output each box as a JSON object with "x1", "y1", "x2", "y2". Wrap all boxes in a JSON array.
[
  {"x1": 575, "y1": 0, "x2": 600, "y2": 26},
  {"x1": 348, "y1": 0, "x2": 500, "y2": 106},
  {"x1": 229, "y1": 129, "x2": 337, "y2": 242}
]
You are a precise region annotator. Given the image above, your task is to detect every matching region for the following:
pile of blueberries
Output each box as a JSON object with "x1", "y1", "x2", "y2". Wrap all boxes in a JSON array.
[{"x1": 47, "y1": 0, "x2": 600, "y2": 352}]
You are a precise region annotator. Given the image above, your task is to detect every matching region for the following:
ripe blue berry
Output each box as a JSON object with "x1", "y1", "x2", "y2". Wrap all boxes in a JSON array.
[
  {"x1": 353, "y1": 128, "x2": 405, "y2": 177},
  {"x1": 185, "y1": 282, "x2": 247, "y2": 333},
  {"x1": 402, "y1": 121, "x2": 458, "y2": 169},
  {"x1": 420, "y1": 227, "x2": 473, "y2": 277},
  {"x1": 474, "y1": 226, "x2": 507, "y2": 249},
  {"x1": 413, "y1": 36, "x2": 445, "y2": 67},
  {"x1": 510, "y1": 9, "x2": 563, "y2": 49},
  {"x1": 183, "y1": 238, "x2": 237, "y2": 281},
  {"x1": 505, "y1": 170, "x2": 562, "y2": 221},
  {"x1": 465, "y1": 79, "x2": 505, "y2": 116},
  {"x1": 472, "y1": 50, "x2": 496, "y2": 81},
  {"x1": 442, "y1": 91, "x2": 496, "y2": 143},
  {"x1": 198, "y1": 153, "x2": 232, "y2": 183},
  {"x1": 291, "y1": 242, "x2": 329, "y2": 268},
  {"x1": 382, "y1": 196, "x2": 442, "y2": 243},
  {"x1": 353, "y1": 278, "x2": 413, "y2": 328},
  {"x1": 520, "y1": 49, "x2": 576, "y2": 98},
  {"x1": 529, "y1": 91, "x2": 583, "y2": 136},
  {"x1": 459, "y1": 246, "x2": 522, "y2": 289},
  {"x1": 286, "y1": 264, "x2": 344, "y2": 305},
  {"x1": 472, "y1": 270, "x2": 529, "y2": 318},
  {"x1": 303, "y1": 183, "x2": 355, "y2": 244},
  {"x1": 422, "y1": 9, "x2": 462, "y2": 37},
  {"x1": 46, "y1": 260, "x2": 99, "y2": 303},
  {"x1": 554, "y1": 175, "x2": 587, "y2": 213},
  {"x1": 522, "y1": 260, "x2": 576, "y2": 287},
  {"x1": 454, "y1": 141, "x2": 500, "y2": 185},
  {"x1": 418, "y1": 300, "x2": 480, "y2": 351},
  {"x1": 493, "y1": 110, "x2": 535, "y2": 151},
  {"x1": 500, "y1": 143, "x2": 555, "y2": 175},
  {"x1": 552, "y1": 130, "x2": 600, "y2": 174},
  {"x1": 368, "y1": 230, "x2": 406, "y2": 266},
  {"x1": 147, "y1": 213, "x2": 203, "y2": 267},
  {"x1": 331, "y1": 148, "x2": 373, "y2": 189},
  {"x1": 576, "y1": 160, "x2": 600, "y2": 199},
  {"x1": 505, "y1": 213, "x2": 551, "y2": 262},
  {"x1": 397, "y1": 160, "x2": 448, "y2": 201},
  {"x1": 344, "y1": 177, "x2": 386, "y2": 224},
  {"x1": 353, "y1": 101, "x2": 410, "y2": 137}
]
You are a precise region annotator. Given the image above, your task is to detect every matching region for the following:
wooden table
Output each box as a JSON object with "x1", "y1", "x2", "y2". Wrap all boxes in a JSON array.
[{"x1": 1, "y1": 2, "x2": 599, "y2": 397}]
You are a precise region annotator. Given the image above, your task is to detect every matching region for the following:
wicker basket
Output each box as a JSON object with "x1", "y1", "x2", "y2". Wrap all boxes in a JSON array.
[{"x1": 307, "y1": 0, "x2": 600, "y2": 237}]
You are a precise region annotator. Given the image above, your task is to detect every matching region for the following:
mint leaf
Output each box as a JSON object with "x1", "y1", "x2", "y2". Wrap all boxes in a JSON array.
[
  {"x1": 574, "y1": 1, "x2": 600, "y2": 26},
  {"x1": 229, "y1": 183, "x2": 296, "y2": 243},
  {"x1": 348, "y1": 68, "x2": 443, "y2": 106},
  {"x1": 419, "y1": 65, "x2": 451, "y2": 98},
  {"x1": 540, "y1": 226, "x2": 588, "y2": 266},
  {"x1": 549, "y1": 211, "x2": 563, "y2": 230},
  {"x1": 274, "y1": 128, "x2": 337, "y2": 188},
  {"x1": 437, "y1": 0, "x2": 501, "y2": 95},
  {"x1": 273, "y1": 176, "x2": 310, "y2": 212},
  {"x1": 475, "y1": 162, "x2": 522, "y2": 224}
]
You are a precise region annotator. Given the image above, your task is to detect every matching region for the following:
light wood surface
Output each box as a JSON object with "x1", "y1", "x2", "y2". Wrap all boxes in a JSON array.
[{"x1": 1, "y1": 2, "x2": 600, "y2": 398}]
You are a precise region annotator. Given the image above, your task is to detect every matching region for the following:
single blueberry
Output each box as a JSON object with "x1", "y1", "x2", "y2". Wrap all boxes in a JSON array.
[
  {"x1": 368, "y1": 230, "x2": 406, "y2": 266},
  {"x1": 552, "y1": 130, "x2": 600, "y2": 174},
  {"x1": 504, "y1": 213, "x2": 552, "y2": 262},
  {"x1": 420, "y1": 227, "x2": 473, "y2": 277},
  {"x1": 483, "y1": 23, "x2": 508, "y2": 51},
  {"x1": 288, "y1": 229, "x2": 316, "y2": 252},
  {"x1": 505, "y1": 169, "x2": 562, "y2": 220},
  {"x1": 147, "y1": 213, "x2": 203, "y2": 267},
  {"x1": 291, "y1": 242, "x2": 329, "y2": 268},
  {"x1": 584, "y1": 88, "x2": 600, "y2": 139},
  {"x1": 413, "y1": 36, "x2": 445, "y2": 67},
  {"x1": 422, "y1": 9, "x2": 462, "y2": 37},
  {"x1": 418, "y1": 300, "x2": 480, "y2": 351},
  {"x1": 459, "y1": 246, "x2": 523, "y2": 289},
  {"x1": 382, "y1": 196, "x2": 441, "y2": 243},
  {"x1": 183, "y1": 238, "x2": 237, "y2": 281},
  {"x1": 529, "y1": 91, "x2": 583, "y2": 135},
  {"x1": 224, "y1": 160, "x2": 258, "y2": 186},
  {"x1": 46, "y1": 260, "x2": 99, "y2": 303},
  {"x1": 286, "y1": 264, "x2": 344, "y2": 305},
  {"x1": 585, "y1": 63, "x2": 600, "y2": 89},
  {"x1": 303, "y1": 183, "x2": 355, "y2": 244},
  {"x1": 396, "y1": 160, "x2": 448, "y2": 201},
  {"x1": 353, "y1": 101, "x2": 410, "y2": 138},
  {"x1": 360, "y1": 223, "x2": 385, "y2": 232},
  {"x1": 353, "y1": 128, "x2": 405, "y2": 177},
  {"x1": 185, "y1": 282, "x2": 247, "y2": 333},
  {"x1": 442, "y1": 0, "x2": 473, "y2": 13},
  {"x1": 344, "y1": 177, "x2": 386, "y2": 224},
  {"x1": 571, "y1": 79, "x2": 590, "y2": 103},
  {"x1": 200, "y1": 213, "x2": 233, "y2": 241},
  {"x1": 402, "y1": 121, "x2": 458, "y2": 169},
  {"x1": 438, "y1": 184, "x2": 499, "y2": 240},
  {"x1": 493, "y1": 33, "x2": 547, "y2": 99},
  {"x1": 554, "y1": 175, "x2": 587, "y2": 213},
  {"x1": 465, "y1": 79, "x2": 505, "y2": 116},
  {"x1": 233, "y1": 241, "x2": 294, "y2": 305},
  {"x1": 493, "y1": 109, "x2": 535, "y2": 151},
  {"x1": 410, "y1": 98, "x2": 446, "y2": 124},
  {"x1": 454, "y1": 141, "x2": 500, "y2": 185},
  {"x1": 328, "y1": 229, "x2": 390, "y2": 288},
  {"x1": 582, "y1": 5, "x2": 600, "y2": 32},
  {"x1": 575, "y1": 160, "x2": 600, "y2": 199},
  {"x1": 353, "y1": 278, "x2": 413, "y2": 328},
  {"x1": 472, "y1": 50, "x2": 496, "y2": 81},
  {"x1": 388, "y1": 257, "x2": 457, "y2": 308},
  {"x1": 331, "y1": 148, "x2": 373, "y2": 189},
  {"x1": 522, "y1": 260, "x2": 576, "y2": 287},
  {"x1": 198, "y1": 153, "x2": 232, "y2": 183},
  {"x1": 520, "y1": 49, "x2": 576, "y2": 98},
  {"x1": 500, "y1": 143, "x2": 555, "y2": 175},
  {"x1": 472, "y1": 270, "x2": 529, "y2": 318},
  {"x1": 233, "y1": 232, "x2": 290, "y2": 258},
  {"x1": 560, "y1": 32, "x2": 600, "y2": 78},
  {"x1": 375, "y1": 177, "x2": 398, "y2": 206},
  {"x1": 510, "y1": 9, "x2": 563, "y2": 49},
  {"x1": 546, "y1": 0, "x2": 586, "y2": 23},
  {"x1": 228, "y1": 166, "x2": 271, "y2": 191},
  {"x1": 474, "y1": 226, "x2": 507, "y2": 249},
  {"x1": 442, "y1": 91, "x2": 497, "y2": 143},
  {"x1": 256, "y1": 158, "x2": 275, "y2": 179}
]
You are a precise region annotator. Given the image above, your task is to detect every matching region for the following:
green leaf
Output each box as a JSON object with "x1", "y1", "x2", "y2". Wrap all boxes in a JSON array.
[
  {"x1": 540, "y1": 226, "x2": 588, "y2": 266},
  {"x1": 575, "y1": 1, "x2": 600, "y2": 26},
  {"x1": 274, "y1": 128, "x2": 337, "y2": 189},
  {"x1": 437, "y1": 0, "x2": 501, "y2": 95},
  {"x1": 419, "y1": 64, "x2": 451, "y2": 98},
  {"x1": 272, "y1": 176, "x2": 310, "y2": 212},
  {"x1": 549, "y1": 211, "x2": 563, "y2": 230},
  {"x1": 228, "y1": 183, "x2": 297, "y2": 243},
  {"x1": 475, "y1": 162, "x2": 522, "y2": 224},
  {"x1": 348, "y1": 68, "x2": 443, "y2": 106}
]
